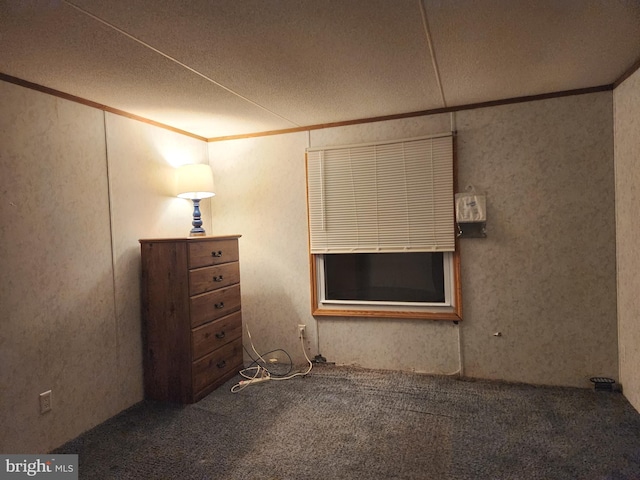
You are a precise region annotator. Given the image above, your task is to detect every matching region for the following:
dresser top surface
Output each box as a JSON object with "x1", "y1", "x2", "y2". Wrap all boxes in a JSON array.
[{"x1": 139, "y1": 235, "x2": 241, "y2": 244}]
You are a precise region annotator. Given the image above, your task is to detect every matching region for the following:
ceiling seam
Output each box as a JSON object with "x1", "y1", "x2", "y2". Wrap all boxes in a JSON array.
[
  {"x1": 62, "y1": 0, "x2": 301, "y2": 128},
  {"x1": 418, "y1": 0, "x2": 447, "y2": 108}
]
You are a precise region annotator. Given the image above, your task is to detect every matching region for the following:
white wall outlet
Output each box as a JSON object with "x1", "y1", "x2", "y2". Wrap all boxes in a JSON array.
[
  {"x1": 298, "y1": 324, "x2": 306, "y2": 338},
  {"x1": 40, "y1": 390, "x2": 52, "y2": 414}
]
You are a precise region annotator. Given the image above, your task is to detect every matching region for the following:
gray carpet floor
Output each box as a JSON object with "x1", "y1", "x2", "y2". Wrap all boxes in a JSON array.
[{"x1": 55, "y1": 365, "x2": 640, "y2": 479}]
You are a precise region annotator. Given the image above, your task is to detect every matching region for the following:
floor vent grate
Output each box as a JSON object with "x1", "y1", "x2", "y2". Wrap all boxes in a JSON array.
[{"x1": 590, "y1": 377, "x2": 615, "y2": 391}]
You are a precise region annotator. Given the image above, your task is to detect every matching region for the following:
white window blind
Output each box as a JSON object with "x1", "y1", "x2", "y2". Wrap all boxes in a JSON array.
[{"x1": 306, "y1": 134, "x2": 455, "y2": 254}]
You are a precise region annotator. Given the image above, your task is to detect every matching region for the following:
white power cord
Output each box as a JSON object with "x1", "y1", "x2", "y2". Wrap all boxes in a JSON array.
[{"x1": 231, "y1": 324, "x2": 313, "y2": 393}]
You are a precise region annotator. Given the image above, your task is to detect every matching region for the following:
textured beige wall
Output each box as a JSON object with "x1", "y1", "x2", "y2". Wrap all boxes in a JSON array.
[
  {"x1": 0, "y1": 82, "x2": 118, "y2": 452},
  {"x1": 614, "y1": 68, "x2": 640, "y2": 412},
  {"x1": 208, "y1": 134, "x2": 316, "y2": 364},
  {"x1": 210, "y1": 92, "x2": 618, "y2": 387},
  {"x1": 457, "y1": 92, "x2": 617, "y2": 387},
  {"x1": 0, "y1": 82, "x2": 209, "y2": 453}
]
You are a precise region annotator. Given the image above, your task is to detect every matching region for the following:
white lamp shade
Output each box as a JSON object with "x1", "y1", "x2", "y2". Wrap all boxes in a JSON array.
[{"x1": 176, "y1": 164, "x2": 215, "y2": 200}]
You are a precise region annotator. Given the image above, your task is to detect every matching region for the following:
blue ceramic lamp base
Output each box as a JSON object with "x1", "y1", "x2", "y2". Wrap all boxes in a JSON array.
[{"x1": 189, "y1": 199, "x2": 206, "y2": 236}]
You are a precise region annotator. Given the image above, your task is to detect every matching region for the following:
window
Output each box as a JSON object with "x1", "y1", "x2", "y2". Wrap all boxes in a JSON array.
[
  {"x1": 324, "y1": 252, "x2": 445, "y2": 303},
  {"x1": 306, "y1": 134, "x2": 461, "y2": 321}
]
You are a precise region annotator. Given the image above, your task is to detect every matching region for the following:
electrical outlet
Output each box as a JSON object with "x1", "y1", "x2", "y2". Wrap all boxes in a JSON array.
[
  {"x1": 298, "y1": 324, "x2": 306, "y2": 338},
  {"x1": 40, "y1": 390, "x2": 52, "y2": 414}
]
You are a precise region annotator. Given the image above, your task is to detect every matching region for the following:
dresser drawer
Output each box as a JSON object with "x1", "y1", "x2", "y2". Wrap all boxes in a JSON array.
[
  {"x1": 190, "y1": 284, "x2": 241, "y2": 328},
  {"x1": 189, "y1": 262, "x2": 240, "y2": 296},
  {"x1": 192, "y1": 311, "x2": 242, "y2": 360},
  {"x1": 192, "y1": 337, "x2": 243, "y2": 396},
  {"x1": 188, "y1": 239, "x2": 240, "y2": 269}
]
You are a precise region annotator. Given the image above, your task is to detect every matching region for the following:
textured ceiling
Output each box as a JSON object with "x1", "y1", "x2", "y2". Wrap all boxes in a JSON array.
[{"x1": 1, "y1": 0, "x2": 640, "y2": 139}]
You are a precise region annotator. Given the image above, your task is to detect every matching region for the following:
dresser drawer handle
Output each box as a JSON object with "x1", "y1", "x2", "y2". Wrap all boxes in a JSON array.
[
  {"x1": 211, "y1": 251, "x2": 223, "y2": 258},
  {"x1": 215, "y1": 331, "x2": 225, "y2": 339},
  {"x1": 217, "y1": 360, "x2": 227, "y2": 369},
  {"x1": 214, "y1": 302, "x2": 225, "y2": 309},
  {"x1": 213, "y1": 275, "x2": 224, "y2": 282}
]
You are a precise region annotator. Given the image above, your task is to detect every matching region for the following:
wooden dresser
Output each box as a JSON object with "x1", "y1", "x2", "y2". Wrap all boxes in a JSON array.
[{"x1": 139, "y1": 235, "x2": 243, "y2": 403}]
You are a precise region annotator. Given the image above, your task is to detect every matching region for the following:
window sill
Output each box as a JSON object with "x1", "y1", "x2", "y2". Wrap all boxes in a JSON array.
[{"x1": 312, "y1": 306, "x2": 462, "y2": 321}]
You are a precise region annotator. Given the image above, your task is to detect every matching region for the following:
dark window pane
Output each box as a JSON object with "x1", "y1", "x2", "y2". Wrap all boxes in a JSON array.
[{"x1": 324, "y1": 252, "x2": 445, "y2": 303}]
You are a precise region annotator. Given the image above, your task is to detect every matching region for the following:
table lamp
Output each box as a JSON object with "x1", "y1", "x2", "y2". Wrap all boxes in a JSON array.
[{"x1": 176, "y1": 164, "x2": 215, "y2": 236}]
